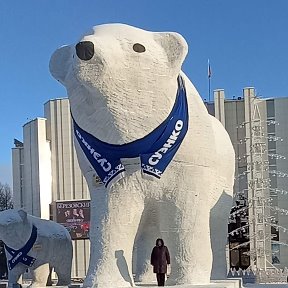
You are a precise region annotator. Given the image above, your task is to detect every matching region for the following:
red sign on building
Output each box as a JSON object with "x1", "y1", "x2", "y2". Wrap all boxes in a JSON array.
[{"x1": 53, "y1": 200, "x2": 90, "y2": 240}]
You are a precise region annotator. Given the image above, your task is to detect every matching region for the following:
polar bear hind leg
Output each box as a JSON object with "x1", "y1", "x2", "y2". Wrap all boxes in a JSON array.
[
  {"x1": 29, "y1": 263, "x2": 50, "y2": 288},
  {"x1": 162, "y1": 167, "x2": 215, "y2": 286},
  {"x1": 54, "y1": 266, "x2": 72, "y2": 286},
  {"x1": 54, "y1": 256, "x2": 72, "y2": 286}
]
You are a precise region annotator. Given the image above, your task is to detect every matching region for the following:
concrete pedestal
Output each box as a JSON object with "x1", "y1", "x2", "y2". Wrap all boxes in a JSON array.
[
  {"x1": 0, "y1": 279, "x2": 242, "y2": 288},
  {"x1": 135, "y1": 279, "x2": 242, "y2": 288}
]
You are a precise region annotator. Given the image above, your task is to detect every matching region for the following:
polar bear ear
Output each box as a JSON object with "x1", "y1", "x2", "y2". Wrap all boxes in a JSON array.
[
  {"x1": 49, "y1": 45, "x2": 73, "y2": 85},
  {"x1": 154, "y1": 32, "x2": 188, "y2": 69},
  {"x1": 18, "y1": 209, "x2": 27, "y2": 222}
]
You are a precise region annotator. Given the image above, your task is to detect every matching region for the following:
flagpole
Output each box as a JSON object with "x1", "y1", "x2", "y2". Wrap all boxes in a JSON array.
[
  {"x1": 208, "y1": 59, "x2": 211, "y2": 102},
  {"x1": 208, "y1": 74, "x2": 211, "y2": 102}
]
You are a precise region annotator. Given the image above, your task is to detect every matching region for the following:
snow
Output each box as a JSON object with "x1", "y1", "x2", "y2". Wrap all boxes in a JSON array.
[
  {"x1": 244, "y1": 285, "x2": 288, "y2": 288},
  {"x1": 135, "y1": 280, "x2": 241, "y2": 288},
  {"x1": 0, "y1": 280, "x2": 242, "y2": 288},
  {"x1": 5, "y1": 280, "x2": 288, "y2": 288}
]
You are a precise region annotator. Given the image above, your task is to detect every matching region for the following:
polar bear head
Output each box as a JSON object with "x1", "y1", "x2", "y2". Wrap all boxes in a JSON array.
[
  {"x1": 0, "y1": 209, "x2": 30, "y2": 244},
  {"x1": 50, "y1": 23, "x2": 188, "y2": 144}
]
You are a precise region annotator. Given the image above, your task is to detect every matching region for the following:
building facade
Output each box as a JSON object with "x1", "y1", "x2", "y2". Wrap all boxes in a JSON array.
[
  {"x1": 12, "y1": 98, "x2": 90, "y2": 278},
  {"x1": 208, "y1": 89, "x2": 288, "y2": 271},
  {"x1": 12, "y1": 118, "x2": 51, "y2": 219}
]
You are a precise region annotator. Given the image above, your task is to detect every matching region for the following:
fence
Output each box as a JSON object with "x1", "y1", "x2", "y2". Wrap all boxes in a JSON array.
[{"x1": 228, "y1": 267, "x2": 288, "y2": 284}]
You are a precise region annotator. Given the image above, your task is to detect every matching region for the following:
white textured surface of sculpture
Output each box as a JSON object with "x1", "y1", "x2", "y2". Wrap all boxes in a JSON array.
[
  {"x1": 0, "y1": 209, "x2": 72, "y2": 288},
  {"x1": 50, "y1": 23, "x2": 235, "y2": 287}
]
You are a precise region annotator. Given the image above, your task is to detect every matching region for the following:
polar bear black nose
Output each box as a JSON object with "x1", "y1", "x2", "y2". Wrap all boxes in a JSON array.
[{"x1": 76, "y1": 41, "x2": 94, "y2": 61}]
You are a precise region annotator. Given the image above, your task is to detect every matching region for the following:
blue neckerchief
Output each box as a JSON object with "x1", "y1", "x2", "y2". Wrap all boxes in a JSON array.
[
  {"x1": 5, "y1": 225, "x2": 37, "y2": 270},
  {"x1": 72, "y1": 75, "x2": 189, "y2": 188}
]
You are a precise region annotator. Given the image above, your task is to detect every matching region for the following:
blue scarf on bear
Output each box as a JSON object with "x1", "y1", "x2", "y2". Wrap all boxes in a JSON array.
[
  {"x1": 5, "y1": 225, "x2": 37, "y2": 270},
  {"x1": 72, "y1": 75, "x2": 189, "y2": 188}
]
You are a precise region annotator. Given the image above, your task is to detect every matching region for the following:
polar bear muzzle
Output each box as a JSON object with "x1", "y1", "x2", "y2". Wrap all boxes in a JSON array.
[{"x1": 76, "y1": 41, "x2": 94, "y2": 61}]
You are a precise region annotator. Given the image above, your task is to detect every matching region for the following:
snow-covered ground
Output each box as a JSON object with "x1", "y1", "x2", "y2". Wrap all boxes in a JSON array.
[
  {"x1": 4, "y1": 279, "x2": 288, "y2": 288},
  {"x1": 243, "y1": 283, "x2": 288, "y2": 288},
  {"x1": 66, "y1": 284, "x2": 241, "y2": 288},
  {"x1": 135, "y1": 279, "x2": 241, "y2": 288},
  {"x1": 0, "y1": 279, "x2": 242, "y2": 288},
  {"x1": 244, "y1": 285, "x2": 288, "y2": 288}
]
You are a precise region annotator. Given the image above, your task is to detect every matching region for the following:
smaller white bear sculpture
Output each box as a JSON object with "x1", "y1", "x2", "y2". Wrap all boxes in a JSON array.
[{"x1": 0, "y1": 209, "x2": 72, "y2": 288}]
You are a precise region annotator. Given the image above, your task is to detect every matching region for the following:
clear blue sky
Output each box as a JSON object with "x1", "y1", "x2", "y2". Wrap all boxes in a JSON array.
[{"x1": 1, "y1": 0, "x2": 288, "y2": 186}]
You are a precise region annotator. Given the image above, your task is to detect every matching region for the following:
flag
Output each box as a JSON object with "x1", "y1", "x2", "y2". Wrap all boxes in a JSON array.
[{"x1": 208, "y1": 59, "x2": 212, "y2": 78}]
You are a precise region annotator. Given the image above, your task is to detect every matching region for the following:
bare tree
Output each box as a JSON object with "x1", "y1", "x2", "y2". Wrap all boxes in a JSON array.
[
  {"x1": 0, "y1": 182, "x2": 13, "y2": 279},
  {"x1": 0, "y1": 182, "x2": 13, "y2": 211}
]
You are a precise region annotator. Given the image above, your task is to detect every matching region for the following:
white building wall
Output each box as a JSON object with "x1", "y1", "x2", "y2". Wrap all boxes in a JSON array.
[
  {"x1": 44, "y1": 98, "x2": 90, "y2": 278},
  {"x1": 224, "y1": 100, "x2": 246, "y2": 196},
  {"x1": 274, "y1": 98, "x2": 288, "y2": 268},
  {"x1": 12, "y1": 147, "x2": 24, "y2": 209},
  {"x1": 44, "y1": 99, "x2": 89, "y2": 201},
  {"x1": 38, "y1": 128, "x2": 52, "y2": 220},
  {"x1": 12, "y1": 99, "x2": 90, "y2": 279},
  {"x1": 212, "y1": 89, "x2": 288, "y2": 269},
  {"x1": 214, "y1": 89, "x2": 226, "y2": 127},
  {"x1": 22, "y1": 118, "x2": 51, "y2": 219}
]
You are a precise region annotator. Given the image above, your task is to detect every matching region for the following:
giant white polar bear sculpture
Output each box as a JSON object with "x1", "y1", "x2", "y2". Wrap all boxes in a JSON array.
[{"x1": 50, "y1": 23, "x2": 235, "y2": 287}]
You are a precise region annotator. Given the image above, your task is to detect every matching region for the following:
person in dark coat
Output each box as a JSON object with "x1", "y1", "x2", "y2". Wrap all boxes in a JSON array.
[{"x1": 151, "y1": 238, "x2": 170, "y2": 286}]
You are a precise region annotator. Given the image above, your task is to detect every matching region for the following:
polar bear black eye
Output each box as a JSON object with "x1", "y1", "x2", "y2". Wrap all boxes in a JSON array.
[
  {"x1": 76, "y1": 41, "x2": 94, "y2": 61},
  {"x1": 133, "y1": 43, "x2": 146, "y2": 53}
]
